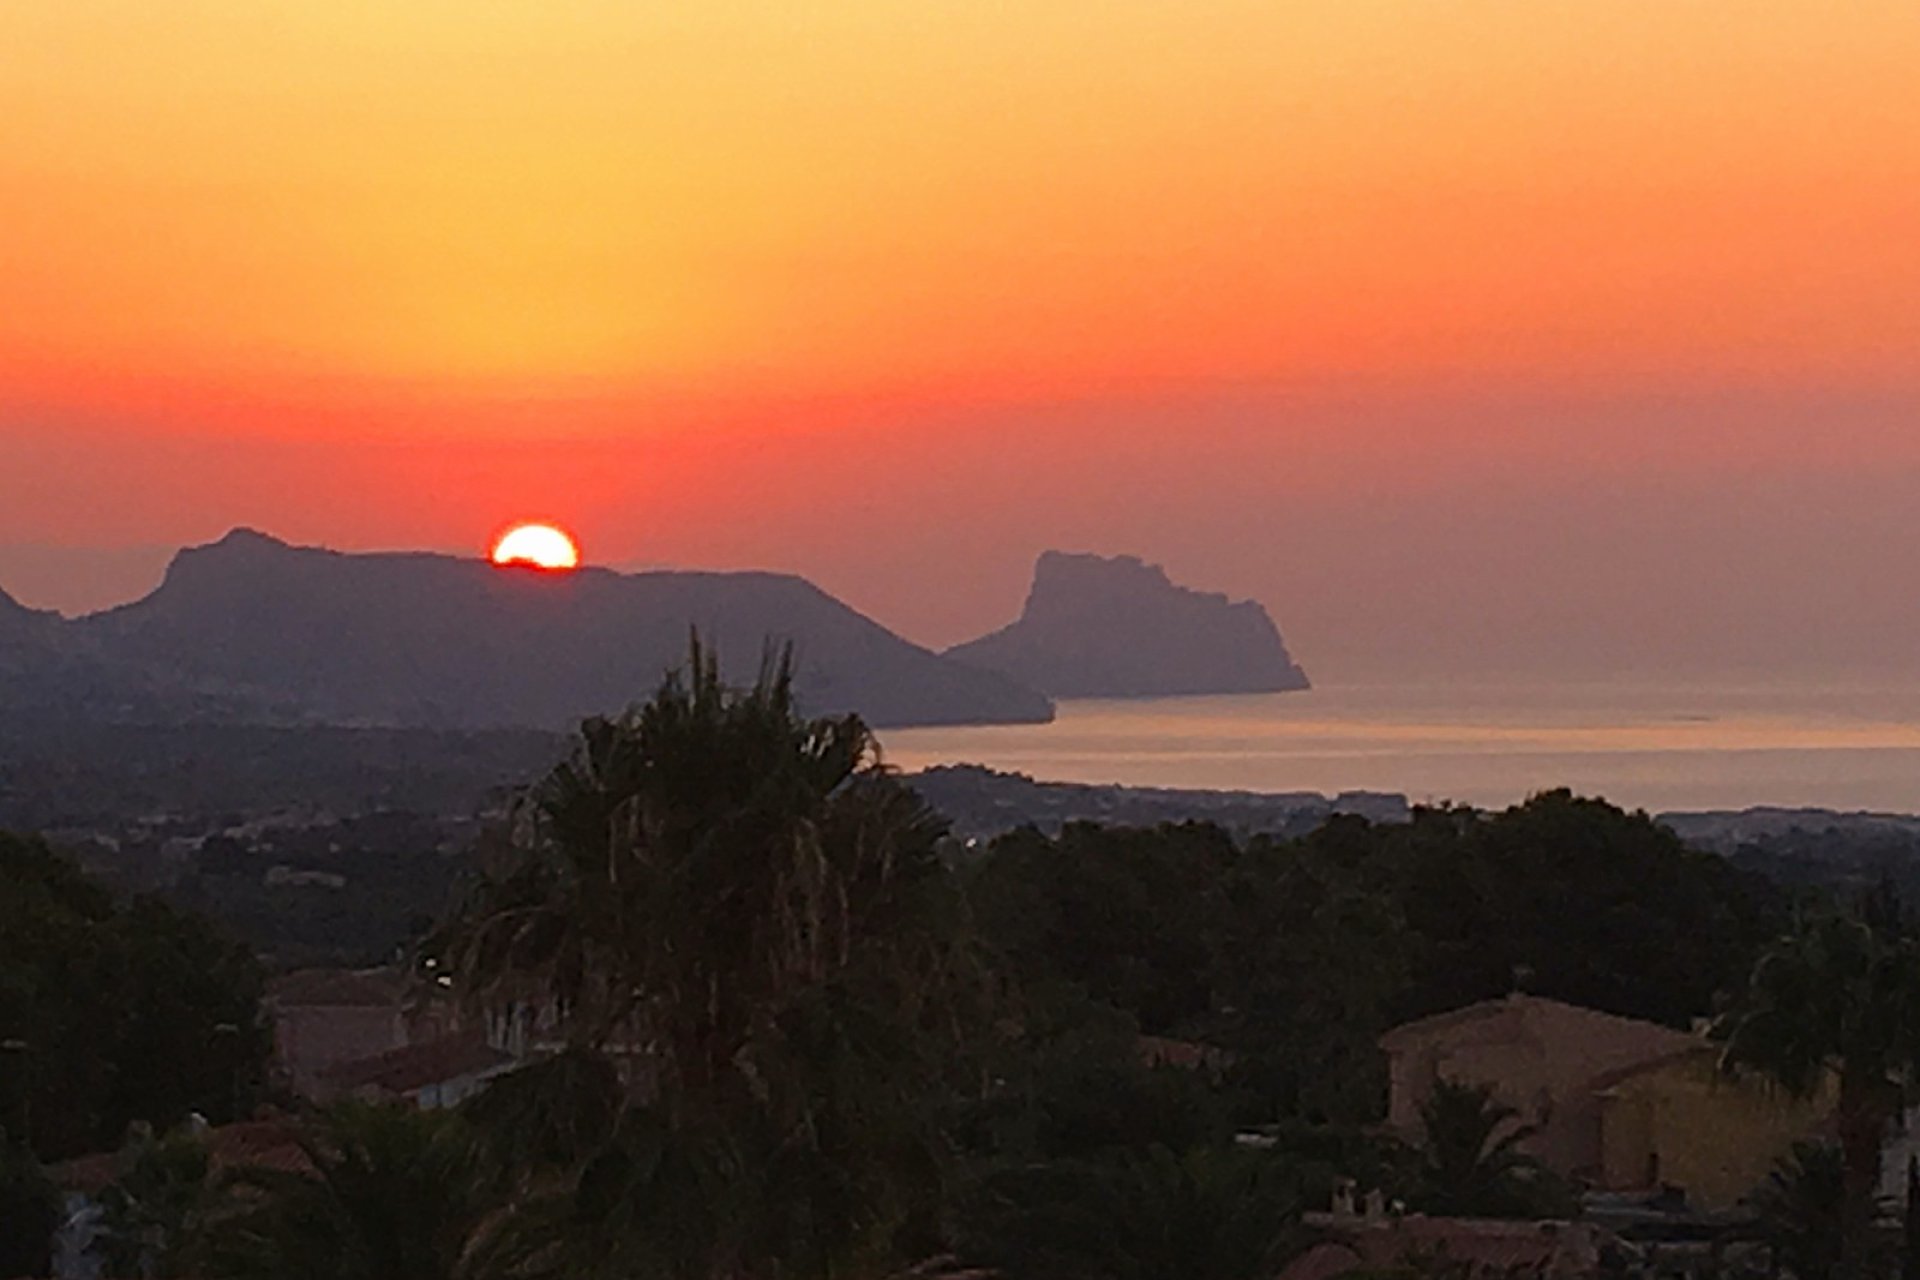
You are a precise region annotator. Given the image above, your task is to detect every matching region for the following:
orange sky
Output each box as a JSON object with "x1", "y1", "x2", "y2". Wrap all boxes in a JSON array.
[{"x1": 4, "y1": 2, "x2": 1919, "y2": 678}]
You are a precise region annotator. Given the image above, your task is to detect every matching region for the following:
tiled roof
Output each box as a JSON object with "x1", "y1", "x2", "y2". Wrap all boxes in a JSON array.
[
  {"x1": 1378, "y1": 993, "x2": 1696, "y2": 1055},
  {"x1": 209, "y1": 1118, "x2": 313, "y2": 1175},
  {"x1": 268, "y1": 967, "x2": 405, "y2": 1009},
  {"x1": 319, "y1": 1031, "x2": 514, "y2": 1097},
  {"x1": 1584, "y1": 1044, "x2": 1719, "y2": 1094},
  {"x1": 51, "y1": 1118, "x2": 311, "y2": 1194}
]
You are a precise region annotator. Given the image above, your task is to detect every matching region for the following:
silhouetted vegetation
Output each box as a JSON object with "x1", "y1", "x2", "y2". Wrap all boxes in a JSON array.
[
  {"x1": 1717, "y1": 903, "x2": 1920, "y2": 1272},
  {"x1": 0, "y1": 831, "x2": 271, "y2": 1163},
  {"x1": 963, "y1": 792, "x2": 1780, "y2": 1135},
  {"x1": 203, "y1": 1104, "x2": 499, "y2": 1280},
  {"x1": 1748, "y1": 1142, "x2": 1864, "y2": 1280},
  {"x1": 0, "y1": 1132, "x2": 58, "y2": 1279},
  {"x1": 16, "y1": 642, "x2": 1920, "y2": 1278},
  {"x1": 1409, "y1": 1078, "x2": 1572, "y2": 1219}
]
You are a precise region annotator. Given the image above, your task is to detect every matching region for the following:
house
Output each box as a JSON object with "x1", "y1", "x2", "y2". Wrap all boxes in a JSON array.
[
  {"x1": 1381, "y1": 994, "x2": 1834, "y2": 1213},
  {"x1": 315, "y1": 1030, "x2": 516, "y2": 1109},
  {"x1": 1592, "y1": 1045, "x2": 1833, "y2": 1211},
  {"x1": 1381, "y1": 994, "x2": 1700, "y2": 1181},
  {"x1": 1873, "y1": 1104, "x2": 1920, "y2": 1212},
  {"x1": 267, "y1": 968, "x2": 410, "y2": 1096},
  {"x1": 268, "y1": 965, "x2": 476, "y2": 1100}
]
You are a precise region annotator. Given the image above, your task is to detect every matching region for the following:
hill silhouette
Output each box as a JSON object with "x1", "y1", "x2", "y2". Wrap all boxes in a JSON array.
[
  {"x1": 0, "y1": 586, "x2": 64, "y2": 690},
  {"x1": 947, "y1": 551, "x2": 1309, "y2": 698},
  {"x1": 0, "y1": 584, "x2": 49, "y2": 634},
  {"x1": 0, "y1": 582, "x2": 234, "y2": 726},
  {"x1": 16, "y1": 530, "x2": 1053, "y2": 730}
]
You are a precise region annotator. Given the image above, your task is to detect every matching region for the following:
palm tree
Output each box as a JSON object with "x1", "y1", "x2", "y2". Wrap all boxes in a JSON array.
[
  {"x1": 1413, "y1": 1077, "x2": 1564, "y2": 1218},
  {"x1": 1716, "y1": 909, "x2": 1920, "y2": 1268},
  {"x1": 1746, "y1": 1141, "x2": 1871, "y2": 1280},
  {"x1": 440, "y1": 640, "x2": 972, "y2": 1073},
  {"x1": 96, "y1": 1127, "x2": 218, "y2": 1279},
  {"x1": 200, "y1": 1102, "x2": 498, "y2": 1280},
  {"x1": 435, "y1": 640, "x2": 992, "y2": 1278}
]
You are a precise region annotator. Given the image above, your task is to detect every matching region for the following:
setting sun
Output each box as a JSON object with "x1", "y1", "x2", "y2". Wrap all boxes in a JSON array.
[{"x1": 491, "y1": 523, "x2": 581, "y2": 571}]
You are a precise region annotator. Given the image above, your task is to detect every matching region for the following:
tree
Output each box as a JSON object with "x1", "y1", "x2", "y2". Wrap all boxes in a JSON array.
[
  {"x1": 202, "y1": 1103, "x2": 497, "y2": 1280},
  {"x1": 96, "y1": 1126, "x2": 220, "y2": 1280},
  {"x1": 0, "y1": 831, "x2": 269, "y2": 1160},
  {"x1": 1412, "y1": 1078, "x2": 1568, "y2": 1219},
  {"x1": 1206, "y1": 831, "x2": 1409, "y2": 1126},
  {"x1": 961, "y1": 791, "x2": 1777, "y2": 1130},
  {"x1": 1389, "y1": 792, "x2": 1778, "y2": 1027},
  {"x1": 437, "y1": 641, "x2": 992, "y2": 1278},
  {"x1": 106, "y1": 898, "x2": 271, "y2": 1143},
  {"x1": 0, "y1": 1131, "x2": 57, "y2": 1280},
  {"x1": 965, "y1": 821, "x2": 1234, "y2": 1034},
  {"x1": 962, "y1": 816, "x2": 1408, "y2": 1129},
  {"x1": 1746, "y1": 1141, "x2": 1888, "y2": 1280},
  {"x1": 1716, "y1": 908, "x2": 1920, "y2": 1271},
  {"x1": 951, "y1": 977, "x2": 1233, "y2": 1179}
]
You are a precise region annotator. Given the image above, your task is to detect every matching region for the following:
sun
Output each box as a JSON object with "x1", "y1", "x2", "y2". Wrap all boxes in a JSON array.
[{"x1": 490, "y1": 522, "x2": 581, "y2": 571}]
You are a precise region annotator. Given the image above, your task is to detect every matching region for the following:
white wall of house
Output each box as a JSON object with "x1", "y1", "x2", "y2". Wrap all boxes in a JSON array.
[
  {"x1": 1879, "y1": 1105, "x2": 1920, "y2": 1208},
  {"x1": 409, "y1": 1062, "x2": 516, "y2": 1110}
]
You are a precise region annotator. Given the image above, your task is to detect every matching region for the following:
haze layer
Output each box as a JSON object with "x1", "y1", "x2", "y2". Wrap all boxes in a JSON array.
[{"x1": 4, "y1": 3, "x2": 1917, "y2": 679}]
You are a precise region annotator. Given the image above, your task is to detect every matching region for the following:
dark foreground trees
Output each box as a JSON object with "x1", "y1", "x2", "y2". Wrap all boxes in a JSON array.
[
  {"x1": 0, "y1": 1132, "x2": 58, "y2": 1279},
  {"x1": 1718, "y1": 905, "x2": 1920, "y2": 1274},
  {"x1": 1409, "y1": 1078, "x2": 1570, "y2": 1220},
  {"x1": 203, "y1": 1104, "x2": 497, "y2": 1280},
  {"x1": 76, "y1": 642, "x2": 1831, "y2": 1279},
  {"x1": 0, "y1": 831, "x2": 270, "y2": 1162},
  {"x1": 1749, "y1": 1141, "x2": 1860, "y2": 1280},
  {"x1": 963, "y1": 789, "x2": 1780, "y2": 1131},
  {"x1": 431, "y1": 643, "x2": 994, "y2": 1278}
]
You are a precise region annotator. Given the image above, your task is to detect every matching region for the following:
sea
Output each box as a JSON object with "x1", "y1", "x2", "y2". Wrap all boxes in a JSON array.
[{"x1": 882, "y1": 681, "x2": 1920, "y2": 815}]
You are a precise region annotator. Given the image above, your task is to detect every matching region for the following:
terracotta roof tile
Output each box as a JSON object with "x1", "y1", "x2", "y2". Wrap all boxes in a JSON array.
[
  {"x1": 50, "y1": 1118, "x2": 311, "y2": 1194},
  {"x1": 1378, "y1": 994, "x2": 1695, "y2": 1055},
  {"x1": 319, "y1": 1031, "x2": 514, "y2": 1097}
]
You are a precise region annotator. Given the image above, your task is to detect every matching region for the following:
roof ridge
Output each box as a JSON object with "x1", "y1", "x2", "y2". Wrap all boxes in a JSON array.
[{"x1": 1381, "y1": 993, "x2": 1698, "y2": 1050}]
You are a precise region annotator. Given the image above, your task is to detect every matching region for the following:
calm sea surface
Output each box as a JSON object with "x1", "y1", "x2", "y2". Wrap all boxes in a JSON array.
[{"x1": 883, "y1": 682, "x2": 1920, "y2": 814}]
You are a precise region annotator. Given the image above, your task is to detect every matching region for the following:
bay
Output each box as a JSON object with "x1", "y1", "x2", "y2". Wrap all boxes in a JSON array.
[{"x1": 882, "y1": 681, "x2": 1920, "y2": 814}]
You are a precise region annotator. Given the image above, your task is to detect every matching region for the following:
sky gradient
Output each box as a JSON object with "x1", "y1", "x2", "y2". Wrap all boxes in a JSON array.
[{"x1": 5, "y1": 2, "x2": 1918, "y2": 681}]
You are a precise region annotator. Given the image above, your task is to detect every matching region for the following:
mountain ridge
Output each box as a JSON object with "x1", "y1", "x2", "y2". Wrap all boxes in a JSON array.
[{"x1": 15, "y1": 530, "x2": 1055, "y2": 730}]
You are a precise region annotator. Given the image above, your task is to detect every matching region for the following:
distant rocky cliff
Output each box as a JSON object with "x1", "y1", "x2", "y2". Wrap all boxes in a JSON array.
[{"x1": 946, "y1": 551, "x2": 1309, "y2": 698}]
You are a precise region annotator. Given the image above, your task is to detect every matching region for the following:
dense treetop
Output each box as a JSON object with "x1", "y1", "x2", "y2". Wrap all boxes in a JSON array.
[{"x1": 0, "y1": 830, "x2": 270, "y2": 1161}]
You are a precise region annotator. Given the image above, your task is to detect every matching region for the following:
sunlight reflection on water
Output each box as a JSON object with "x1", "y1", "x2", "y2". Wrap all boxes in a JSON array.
[{"x1": 883, "y1": 682, "x2": 1920, "y2": 813}]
